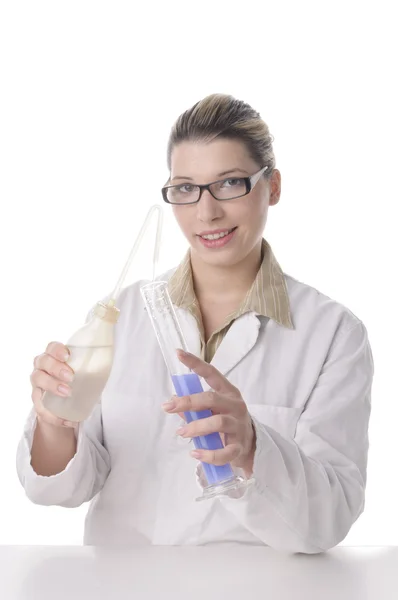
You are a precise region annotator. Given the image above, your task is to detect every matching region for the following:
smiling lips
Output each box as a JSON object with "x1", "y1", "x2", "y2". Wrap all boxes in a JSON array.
[{"x1": 197, "y1": 227, "x2": 237, "y2": 248}]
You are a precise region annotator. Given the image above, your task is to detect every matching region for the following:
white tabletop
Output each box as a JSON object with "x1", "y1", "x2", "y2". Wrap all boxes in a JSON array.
[{"x1": 0, "y1": 545, "x2": 397, "y2": 599}]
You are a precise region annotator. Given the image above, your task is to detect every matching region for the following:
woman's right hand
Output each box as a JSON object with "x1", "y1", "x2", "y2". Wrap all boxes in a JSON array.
[{"x1": 30, "y1": 341, "x2": 78, "y2": 428}]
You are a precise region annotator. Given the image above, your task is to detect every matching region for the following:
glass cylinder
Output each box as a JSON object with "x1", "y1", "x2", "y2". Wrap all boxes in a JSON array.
[{"x1": 140, "y1": 280, "x2": 250, "y2": 501}]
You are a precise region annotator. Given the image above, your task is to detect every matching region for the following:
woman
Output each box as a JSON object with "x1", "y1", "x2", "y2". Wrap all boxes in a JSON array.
[{"x1": 17, "y1": 94, "x2": 373, "y2": 553}]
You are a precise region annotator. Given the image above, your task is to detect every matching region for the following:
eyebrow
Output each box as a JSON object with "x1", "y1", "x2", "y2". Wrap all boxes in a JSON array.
[{"x1": 171, "y1": 168, "x2": 249, "y2": 182}]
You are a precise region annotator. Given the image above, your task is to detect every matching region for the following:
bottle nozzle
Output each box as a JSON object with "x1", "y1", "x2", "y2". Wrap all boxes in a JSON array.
[{"x1": 109, "y1": 205, "x2": 164, "y2": 307}]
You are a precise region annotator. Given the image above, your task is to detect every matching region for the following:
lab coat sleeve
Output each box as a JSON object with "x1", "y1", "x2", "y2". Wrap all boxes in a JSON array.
[
  {"x1": 16, "y1": 402, "x2": 111, "y2": 508},
  {"x1": 218, "y1": 320, "x2": 373, "y2": 554}
]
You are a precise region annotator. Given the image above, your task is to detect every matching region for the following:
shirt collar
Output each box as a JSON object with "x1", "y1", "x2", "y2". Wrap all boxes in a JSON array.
[{"x1": 168, "y1": 238, "x2": 293, "y2": 329}]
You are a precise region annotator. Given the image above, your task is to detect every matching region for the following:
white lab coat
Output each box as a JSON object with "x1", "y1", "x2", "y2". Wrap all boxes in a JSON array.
[{"x1": 16, "y1": 269, "x2": 373, "y2": 553}]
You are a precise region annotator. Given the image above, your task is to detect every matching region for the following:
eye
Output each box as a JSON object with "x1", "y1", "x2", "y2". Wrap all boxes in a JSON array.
[
  {"x1": 221, "y1": 178, "x2": 244, "y2": 188},
  {"x1": 176, "y1": 184, "x2": 196, "y2": 193}
]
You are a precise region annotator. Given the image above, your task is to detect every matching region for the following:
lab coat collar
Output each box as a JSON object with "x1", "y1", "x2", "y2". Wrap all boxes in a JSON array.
[{"x1": 176, "y1": 308, "x2": 263, "y2": 387}]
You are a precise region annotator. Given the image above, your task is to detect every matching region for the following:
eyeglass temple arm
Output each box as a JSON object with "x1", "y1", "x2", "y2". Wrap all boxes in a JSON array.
[{"x1": 250, "y1": 165, "x2": 269, "y2": 187}]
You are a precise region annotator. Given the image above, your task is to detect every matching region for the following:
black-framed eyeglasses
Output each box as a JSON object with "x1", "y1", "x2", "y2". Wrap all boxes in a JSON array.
[{"x1": 162, "y1": 165, "x2": 269, "y2": 205}]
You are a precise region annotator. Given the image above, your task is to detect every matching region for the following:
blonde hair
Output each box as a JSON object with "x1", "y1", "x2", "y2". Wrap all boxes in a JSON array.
[{"x1": 167, "y1": 93, "x2": 275, "y2": 176}]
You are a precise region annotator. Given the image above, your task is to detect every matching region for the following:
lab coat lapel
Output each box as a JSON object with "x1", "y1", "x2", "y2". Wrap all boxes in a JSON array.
[
  {"x1": 175, "y1": 308, "x2": 202, "y2": 358},
  {"x1": 175, "y1": 309, "x2": 262, "y2": 387},
  {"x1": 209, "y1": 312, "x2": 262, "y2": 381}
]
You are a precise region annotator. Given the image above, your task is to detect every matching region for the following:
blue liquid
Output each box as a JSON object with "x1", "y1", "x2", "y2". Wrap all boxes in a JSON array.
[{"x1": 171, "y1": 373, "x2": 235, "y2": 486}]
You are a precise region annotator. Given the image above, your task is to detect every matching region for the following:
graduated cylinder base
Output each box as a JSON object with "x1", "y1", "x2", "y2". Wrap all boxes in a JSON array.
[
  {"x1": 196, "y1": 475, "x2": 253, "y2": 502},
  {"x1": 172, "y1": 372, "x2": 254, "y2": 501}
]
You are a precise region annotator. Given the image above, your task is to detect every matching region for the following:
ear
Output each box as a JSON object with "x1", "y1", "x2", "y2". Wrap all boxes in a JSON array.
[{"x1": 269, "y1": 169, "x2": 281, "y2": 206}]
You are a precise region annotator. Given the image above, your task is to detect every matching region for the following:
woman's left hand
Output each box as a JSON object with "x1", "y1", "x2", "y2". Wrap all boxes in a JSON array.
[{"x1": 162, "y1": 349, "x2": 256, "y2": 477}]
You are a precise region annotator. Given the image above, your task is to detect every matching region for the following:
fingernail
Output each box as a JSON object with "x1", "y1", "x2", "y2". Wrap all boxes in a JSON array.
[
  {"x1": 63, "y1": 420, "x2": 76, "y2": 428},
  {"x1": 59, "y1": 349, "x2": 70, "y2": 362},
  {"x1": 61, "y1": 369, "x2": 74, "y2": 382},
  {"x1": 58, "y1": 384, "x2": 71, "y2": 397},
  {"x1": 177, "y1": 349, "x2": 191, "y2": 357},
  {"x1": 176, "y1": 426, "x2": 187, "y2": 436},
  {"x1": 162, "y1": 401, "x2": 176, "y2": 411},
  {"x1": 191, "y1": 450, "x2": 202, "y2": 458}
]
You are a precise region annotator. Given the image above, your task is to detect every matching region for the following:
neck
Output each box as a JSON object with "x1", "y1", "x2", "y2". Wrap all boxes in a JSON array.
[{"x1": 190, "y1": 240, "x2": 263, "y2": 304}]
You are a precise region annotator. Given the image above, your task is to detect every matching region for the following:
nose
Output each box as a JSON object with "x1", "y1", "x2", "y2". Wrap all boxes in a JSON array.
[{"x1": 196, "y1": 189, "x2": 224, "y2": 223}]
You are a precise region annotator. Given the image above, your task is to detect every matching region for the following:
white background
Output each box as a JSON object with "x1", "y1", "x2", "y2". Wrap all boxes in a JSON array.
[{"x1": 0, "y1": 1, "x2": 396, "y2": 545}]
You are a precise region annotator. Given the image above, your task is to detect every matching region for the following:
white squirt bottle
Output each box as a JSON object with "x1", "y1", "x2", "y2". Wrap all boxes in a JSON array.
[{"x1": 42, "y1": 205, "x2": 164, "y2": 423}]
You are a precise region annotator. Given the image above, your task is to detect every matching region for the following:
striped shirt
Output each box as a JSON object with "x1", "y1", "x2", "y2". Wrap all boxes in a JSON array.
[{"x1": 168, "y1": 238, "x2": 294, "y2": 362}]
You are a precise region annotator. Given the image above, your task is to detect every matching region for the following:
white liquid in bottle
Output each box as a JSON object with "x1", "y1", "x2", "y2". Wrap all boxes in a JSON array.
[
  {"x1": 42, "y1": 302, "x2": 119, "y2": 422},
  {"x1": 42, "y1": 205, "x2": 163, "y2": 423}
]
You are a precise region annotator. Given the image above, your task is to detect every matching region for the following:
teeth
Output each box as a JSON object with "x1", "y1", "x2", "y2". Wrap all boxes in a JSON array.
[{"x1": 201, "y1": 228, "x2": 234, "y2": 240}]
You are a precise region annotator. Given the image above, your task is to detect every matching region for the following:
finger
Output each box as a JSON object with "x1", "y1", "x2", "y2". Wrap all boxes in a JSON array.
[
  {"x1": 191, "y1": 443, "x2": 241, "y2": 466},
  {"x1": 163, "y1": 391, "x2": 233, "y2": 415},
  {"x1": 176, "y1": 349, "x2": 239, "y2": 397},
  {"x1": 30, "y1": 370, "x2": 72, "y2": 398},
  {"x1": 45, "y1": 342, "x2": 70, "y2": 362},
  {"x1": 37, "y1": 410, "x2": 78, "y2": 429},
  {"x1": 31, "y1": 386, "x2": 44, "y2": 404},
  {"x1": 33, "y1": 353, "x2": 74, "y2": 382},
  {"x1": 177, "y1": 414, "x2": 237, "y2": 438}
]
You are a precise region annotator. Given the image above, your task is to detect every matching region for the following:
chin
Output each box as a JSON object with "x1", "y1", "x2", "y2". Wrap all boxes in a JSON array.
[{"x1": 194, "y1": 244, "x2": 242, "y2": 267}]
